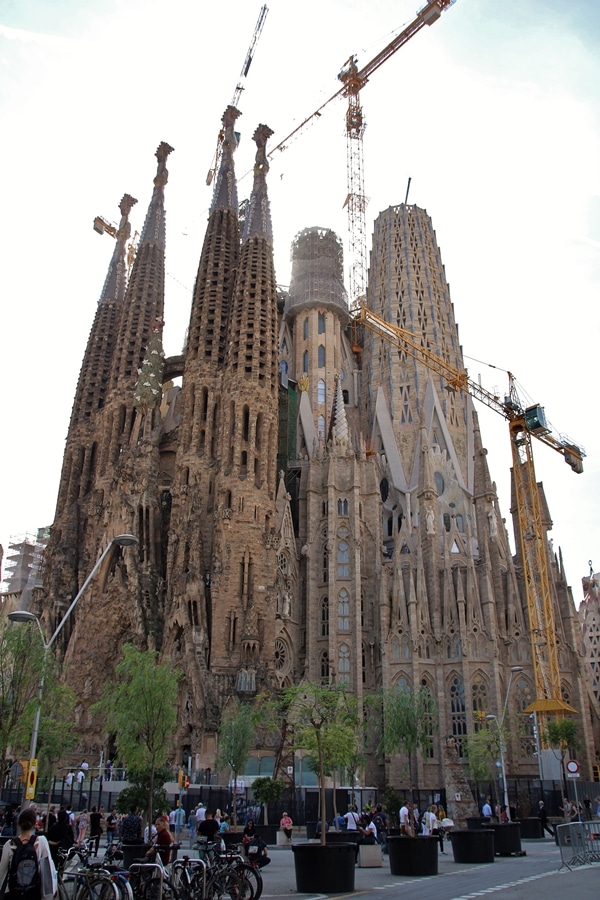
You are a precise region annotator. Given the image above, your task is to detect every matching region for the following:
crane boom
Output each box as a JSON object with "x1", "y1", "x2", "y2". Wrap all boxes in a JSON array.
[
  {"x1": 206, "y1": 5, "x2": 269, "y2": 186},
  {"x1": 357, "y1": 303, "x2": 584, "y2": 725},
  {"x1": 267, "y1": 1, "x2": 455, "y2": 306},
  {"x1": 268, "y1": 1, "x2": 454, "y2": 160}
]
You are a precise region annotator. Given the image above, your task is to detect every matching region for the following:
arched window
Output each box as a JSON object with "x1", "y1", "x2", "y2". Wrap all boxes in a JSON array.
[
  {"x1": 339, "y1": 643, "x2": 350, "y2": 683},
  {"x1": 322, "y1": 545, "x2": 328, "y2": 583},
  {"x1": 318, "y1": 345, "x2": 325, "y2": 367},
  {"x1": 318, "y1": 312, "x2": 325, "y2": 334},
  {"x1": 338, "y1": 589, "x2": 350, "y2": 631},
  {"x1": 450, "y1": 675, "x2": 467, "y2": 757},
  {"x1": 321, "y1": 597, "x2": 329, "y2": 636},
  {"x1": 337, "y1": 541, "x2": 349, "y2": 578},
  {"x1": 337, "y1": 498, "x2": 348, "y2": 516},
  {"x1": 471, "y1": 673, "x2": 488, "y2": 730},
  {"x1": 303, "y1": 350, "x2": 308, "y2": 373},
  {"x1": 420, "y1": 677, "x2": 435, "y2": 758},
  {"x1": 303, "y1": 318, "x2": 309, "y2": 340},
  {"x1": 318, "y1": 379, "x2": 326, "y2": 404},
  {"x1": 320, "y1": 651, "x2": 329, "y2": 682},
  {"x1": 318, "y1": 415, "x2": 326, "y2": 440}
]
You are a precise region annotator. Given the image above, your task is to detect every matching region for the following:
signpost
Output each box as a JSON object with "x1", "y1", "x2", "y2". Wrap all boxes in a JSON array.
[{"x1": 566, "y1": 760, "x2": 581, "y2": 818}]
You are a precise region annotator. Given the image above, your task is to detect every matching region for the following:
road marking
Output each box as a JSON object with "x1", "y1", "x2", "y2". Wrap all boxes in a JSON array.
[{"x1": 448, "y1": 867, "x2": 558, "y2": 899}]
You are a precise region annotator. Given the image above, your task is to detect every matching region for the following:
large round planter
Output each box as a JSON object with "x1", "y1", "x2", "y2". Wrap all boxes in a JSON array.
[
  {"x1": 326, "y1": 831, "x2": 359, "y2": 844},
  {"x1": 466, "y1": 817, "x2": 491, "y2": 830},
  {"x1": 292, "y1": 843, "x2": 356, "y2": 893},
  {"x1": 121, "y1": 844, "x2": 152, "y2": 869},
  {"x1": 516, "y1": 818, "x2": 542, "y2": 839},
  {"x1": 450, "y1": 829, "x2": 495, "y2": 863},
  {"x1": 254, "y1": 824, "x2": 278, "y2": 845},
  {"x1": 482, "y1": 822, "x2": 521, "y2": 855},
  {"x1": 387, "y1": 835, "x2": 438, "y2": 876}
]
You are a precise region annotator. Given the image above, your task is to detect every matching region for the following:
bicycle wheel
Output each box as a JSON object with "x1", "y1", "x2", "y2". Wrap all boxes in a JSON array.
[
  {"x1": 233, "y1": 864, "x2": 262, "y2": 900},
  {"x1": 75, "y1": 874, "x2": 121, "y2": 900},
  {"x1": 206, "y1": 869, "x2": 244, "y2": 900}
]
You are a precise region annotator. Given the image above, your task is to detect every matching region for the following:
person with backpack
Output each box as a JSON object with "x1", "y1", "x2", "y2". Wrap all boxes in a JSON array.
[{"x1": 0, "y1": 807, "x2": 57, "y2": 900}]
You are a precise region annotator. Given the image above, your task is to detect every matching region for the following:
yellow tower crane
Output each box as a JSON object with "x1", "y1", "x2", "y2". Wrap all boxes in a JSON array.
[
  {"x1": 357, "y1": 304, "x2": 585, "y2": 731},
  {"x1": 268, "y1": 0, "x2": 456, "y2": 307}
]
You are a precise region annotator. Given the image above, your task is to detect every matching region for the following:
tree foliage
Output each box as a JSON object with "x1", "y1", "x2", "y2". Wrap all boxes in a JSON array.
[
  {"x1": 465, "y1": 725, "x2": 500, "y2": 799},
  {"x1": 546, "y1": 718, "x2": 579, "y2": 754},
  {"x1": 251, "y1": 776, "x2": 285, "y2": 824},
  {"x1": 115, "y1": 765, "x2": 171, "y2": 816},
  {"x1": 216, "y1": 700, "x2": 255, "y2": 829},
  {"x1": 92, "y1": 643, "x2": 180, "y2": 824},
  {"x1": 372, "y1": 684, "x2": 438, "y2": 785},
  {"x1": 283, "y1": 683, "x2": 360, "y2": 845},
  {"x1": 0, "y1": 620, "x2": 75, "y2": 787}
]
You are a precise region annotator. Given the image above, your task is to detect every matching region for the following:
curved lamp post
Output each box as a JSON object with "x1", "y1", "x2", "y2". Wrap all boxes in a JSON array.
[
  {"x1": 8, "y1": 533, "x2": 138, "y2": 768},
  {"x1": 486, "y1": 665, "x2": 523, "y2": 823}
]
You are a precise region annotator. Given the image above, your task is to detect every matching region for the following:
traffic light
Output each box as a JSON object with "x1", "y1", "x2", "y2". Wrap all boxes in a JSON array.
[
  {"x1": 184, "y1": 776, "x2": 190, "y2": 790},
  {"x1": 177, "y1": 769, "x2": 184, "y2": 789}
]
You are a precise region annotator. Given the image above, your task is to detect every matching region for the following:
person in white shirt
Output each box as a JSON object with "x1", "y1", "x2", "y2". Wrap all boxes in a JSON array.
[
  {"x1": 195, "y1": 803, "x2": 206, "y2": 825},
  {"x1": 343, "y1": 809, "x2": 359, "y2": 831},
  {"x1": 482, "y1": 797, "x2": 493, "y2": 818},
  {"x1": 399, "y1": 801, "x2": 413, "y2": 836}
]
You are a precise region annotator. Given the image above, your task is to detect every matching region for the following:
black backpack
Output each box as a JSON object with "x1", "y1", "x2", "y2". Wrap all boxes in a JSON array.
[{"x1": 9, "y1": 835, "x2": 40, "y2": 897}]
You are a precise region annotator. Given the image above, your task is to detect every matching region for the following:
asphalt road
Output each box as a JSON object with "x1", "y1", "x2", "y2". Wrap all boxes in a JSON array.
[{"x1": 253, "y1": 839, "x2": 600, "y2": 900}]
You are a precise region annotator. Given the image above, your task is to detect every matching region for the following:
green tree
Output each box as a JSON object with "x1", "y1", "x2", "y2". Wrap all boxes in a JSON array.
[
  {"x1": 251, "y1": 776, "x2": 285, "y2": 825},
  {"x1": 283, "y1": 683, "x2": 360, "y2": 845},
  {"x1": 0, "y1": 620, "x2": 76, "y2": 794},
  {"x1": 546, "y1": 717, "x2": 580, "y2": 796},
  {"x1": 216, "y1": 700, "x2": 254, "y2": 829},
  {"x1": 92, "y1": 643, "x2": 180, "y2": 825},
  {"x1": 372, "y1": 684, "x2": 438, "y2": 787},
  {"x1": 465, "y1": 725, "x2": 500, "y2": 806},
  {"x1": 0, "y1": 619, "x2": 45, "y2": 772},
  {"x1": 115, "y1": 765, "x2": 171, "y2": 817}
]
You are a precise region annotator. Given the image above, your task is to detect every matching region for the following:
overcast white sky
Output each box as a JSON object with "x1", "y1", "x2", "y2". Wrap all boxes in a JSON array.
[{"x1": 1, "y1": 0, "x2": 599, "y2": 604}]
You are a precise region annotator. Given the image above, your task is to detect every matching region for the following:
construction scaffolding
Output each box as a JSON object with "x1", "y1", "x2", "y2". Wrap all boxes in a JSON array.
[{"x1": 1, "y1": 528, "x2": 49, "y2": 593}]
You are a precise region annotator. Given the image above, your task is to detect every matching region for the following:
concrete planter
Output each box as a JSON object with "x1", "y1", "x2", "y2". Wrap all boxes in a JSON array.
[{"x1": 482, "y1": 822, "x2": 522, "y2": 855}]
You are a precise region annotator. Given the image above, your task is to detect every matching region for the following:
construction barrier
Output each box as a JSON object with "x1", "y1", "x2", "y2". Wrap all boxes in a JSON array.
[{"x1": 556, "y1": 821, "x2": 600, "y2": 870}]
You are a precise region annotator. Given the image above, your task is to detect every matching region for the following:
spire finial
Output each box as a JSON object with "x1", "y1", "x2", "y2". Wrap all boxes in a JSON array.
[
  {"x1": 211, "y1": 106, "x2": 241, "y2": 213},
  {"x1": 154, "y1": 142, "x2": 174, "y2": 187},
  {"x1": 242, "y1": 124, "x2": 274, "y2": 242}
]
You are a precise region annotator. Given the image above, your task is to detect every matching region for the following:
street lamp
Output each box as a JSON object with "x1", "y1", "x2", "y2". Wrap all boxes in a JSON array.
[
  {"x1": 486, "y1": 665, "x2": 523, "y2": 823},
  {"x1": 8, "y1": 533, "x2": 138, "y2": 769}
]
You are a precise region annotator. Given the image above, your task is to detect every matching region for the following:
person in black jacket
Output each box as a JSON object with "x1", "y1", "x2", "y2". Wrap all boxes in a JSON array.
[
  {"x1": 537, "y1": 801, "x2": 555, "y2": 837},
  {"x1": 47, "y1": 809, "x2": 75, "y2": 864}
]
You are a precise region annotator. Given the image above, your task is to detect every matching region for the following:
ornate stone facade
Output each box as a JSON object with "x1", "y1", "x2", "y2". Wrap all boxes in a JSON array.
[{"x1": 40, "y1": 119, "x2": 593, "y2": 786}]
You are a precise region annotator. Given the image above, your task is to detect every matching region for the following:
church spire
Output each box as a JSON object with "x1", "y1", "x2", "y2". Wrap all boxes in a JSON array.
[
  {"x1": 98, "y1": 193, "x2": 137, "y2": 307},
  {"x1": 242, "y1": 124, "x2": 274, "y2": 242},
  {"x1": 211, "y1": 106, "x2": 240, "y2": 213},
  {"x1": 109, "y1": 143, "x2": 173, "y2": 389}
]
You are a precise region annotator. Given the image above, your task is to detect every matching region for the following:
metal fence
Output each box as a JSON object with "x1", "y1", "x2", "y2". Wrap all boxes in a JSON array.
[{"x1": 556, "y1": 821, "x2": 600, "y2": 870}]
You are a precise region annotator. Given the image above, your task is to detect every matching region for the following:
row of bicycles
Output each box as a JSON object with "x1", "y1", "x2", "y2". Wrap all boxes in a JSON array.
[{"x1": 55, "y1": 838, "x2": 263, "y2": 900}]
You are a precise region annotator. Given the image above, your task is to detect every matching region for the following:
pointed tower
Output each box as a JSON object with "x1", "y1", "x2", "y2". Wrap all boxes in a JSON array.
[
  {"x1": 164, "y1": 122, "x2": 281, "y2": 759},
  {"x1": 42, "y1": 146, "x2": 174, "y2": 745}
]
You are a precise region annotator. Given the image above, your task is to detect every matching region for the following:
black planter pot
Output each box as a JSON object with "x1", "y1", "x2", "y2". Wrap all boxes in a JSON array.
[
  {"x1": 254, "y1": 825, "x2": 278, "y2": 845},
  {"x1": 387, "y1": 836, "x2": 439, "y2": 877},
  {"x1": 326, "y1": 831, "x2": 359, "y2": 844},
  {"x1": 450, "y1": 829, "x2": 495, "y2": 864},
  {"x1": 292, "y1": 843, "x2": 356, "y2": 893},
  {"x1": 516, "y1": 818, "x2": 542, "y2": 839},
  {"x1": 482, "y1": 822, "x2": 522, "y2": 855},
  {"x1": 466, "y1": 817, "x2": 491, "y2": 830},
  {"x1": 121, "y1": 844, "x2": 152, "y2": 869}
]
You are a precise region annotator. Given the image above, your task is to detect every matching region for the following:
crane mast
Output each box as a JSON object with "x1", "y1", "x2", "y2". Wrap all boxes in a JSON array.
[
  {"x1": 357, "y1": 304, "x2": 585, "y2": 729},
  {"x1": 206, "y1": 5, "x2": 269, "y2": 186}
]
